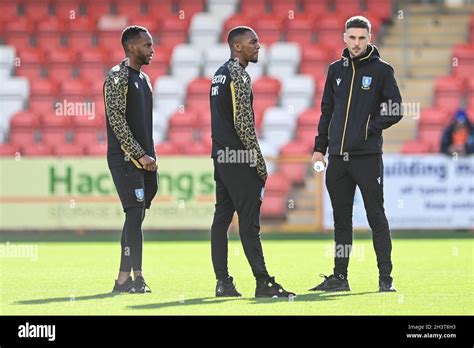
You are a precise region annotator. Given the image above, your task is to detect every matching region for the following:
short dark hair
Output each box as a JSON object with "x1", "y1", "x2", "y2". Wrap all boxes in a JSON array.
[
  {"x1": 345, "y1": 16, "x2": 371, "y2": 33},
  {"x1": 227, "y1": 26, "x2": 255, "y2": 47},
  {"x1": 121, "y1": 25, "x2": 148, "y2": 49}
]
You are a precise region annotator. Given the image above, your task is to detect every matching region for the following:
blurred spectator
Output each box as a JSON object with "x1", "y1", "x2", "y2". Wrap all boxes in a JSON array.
[{"x1": 440, "y1": 109, "x2": 474, "y2": 156}]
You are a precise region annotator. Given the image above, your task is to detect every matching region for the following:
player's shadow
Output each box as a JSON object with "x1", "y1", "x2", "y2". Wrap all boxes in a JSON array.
[
  {"x1": 250, "y1": 291, "x2": 380, "y2": 304},
  {"x1": 15, "y1": 292, "x2": 120, "y2": 305},
  {"x1": 127, "y1": 296, "x2": 245, "y2": 310}
]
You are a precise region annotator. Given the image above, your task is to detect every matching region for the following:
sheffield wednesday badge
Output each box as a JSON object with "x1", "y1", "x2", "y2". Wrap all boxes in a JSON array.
[
  {"x1": 135, "y1": 188, "x2": 145, "y2": 202},
  {"x1": 361, "y1": 76, "x2": 372, "y2": 90}
]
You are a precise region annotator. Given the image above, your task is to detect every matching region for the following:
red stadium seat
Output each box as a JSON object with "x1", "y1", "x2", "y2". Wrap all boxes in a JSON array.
[
  {"x1": 59, "y1": 80, "x2": 90, "y2": 97},
  {"x1": 254, "y1": 15, "x2": 285, "y2": 46},
  {"x1": 46, "y1": 64, "x2": 74, "y2": 81},
  {"x1": 295, "y1": 127, "x2": 317, "y2": 147},
  {"x1": 0, "y1": 143, "x2": 21, "y2": 156},
  {"x1": 85, "y1": 142, "x2": 107, "y2": 156},
  {"x1": 261, "y1": 193, "x2": 287, "y2": 218},
  {"x1": 182, "y1": 141, "x2": 210, "y2": 155},
  {"x1": 334, "y1": 0, "x2": 361, "y2": 18},
  {"x1": 40, "y1": 112, "x2": 73, "y2": 129},
  {"x1": 280, "y1": 140, "x2": 312, "y2": 155},
  {"x1": 175, "y1": 0, "x2": 205, "y2": 18},
  {"x1": 279, "y1": 141, "x2": 311, "y2": 184},
  {"x1": 239, "y1": 0, "x2": 267, "y2": 16},
  {"x1": 159, "y1": 17, "x2": 190, "y2": 47},
  {"x1": 115, "y1": 0, "x2": 147, "y2": 18},
  {"x1": 221, "y1": 14, "x2": 257, "y2": 42},
  {"x1": 79, "y1": 66, "x2": 108, "y2": 83},
  {"x1": 366, "y1": 0, "x2": 393, "y2": 21},
  {"x1": 285, "y1": 14, "x2": 317, "y2": 45},
  {"x1": 20, "y1": 143, "x2": 53, "y2": 156},
  {"x1": 146, "y1": 0, "x2": 174, "y2": 18},
  {"x1": 279, "y1": 162, "x2": 308, "y2": 185},
  {"x1": 53, "y1": 143, "x2": 86, "y2": 156},
  {"x1": 435, "y1": 76, "x2": 464, "y2": 96},
  {"x1": 418, "y1": 128, "x2": 443, "y2": 152},
  {"x1": 4, "y1": 17, "x2": 35, "y2": 47},
  {"x1": 16, "y1": 47, "x2": 45, "y2": 66},
  {"x1": 268, "y1": 0, "x2": 300, "y2": 18},
  {"x1": 78, "y1": 47, "x2": 107, "y2": 65},
  {"x1": 168, "y1": 110, "x2": 199, "y2": 128},
  {"x1": 15, "y1": 65, "x2": 46, "y2": 80},
  {"x1": 28, "y1": 99, "x2": 56, "y2": 116},
  {"x1": 433, "y1": 95, "x2": 463, "y2": 115},
  {"x1": 41, "y1": 128, "x2": 74, "y2": 145},
  {"x1": 253, "y1": 77, "x2": 281, "y2": 110},
  {"x1": 155, "y1": 141, "x2": 183, "y2": 155},
  {"x1": 199, "y1": 128, "x2": 212, "y2": 147},
  {"x1": 10, "y1": 128, "x2": 41, "y2": 147},
  {"x1": 301, "y1": 0, "x2": 329, "y2": 13},
  {"x1": 23, "y1": 0, "x2": 52, "y2": 20},
  {"x1": 10, "y1": 111, "x2": 42, "y2": 130},
  {"x1": 45, "y1": 47, "x2": 77, "y2": 65},
  {"x1": 418, "y1": 108, "x2": 450, "y2": 128},
  {"x1": 37, "y1": 17, "x2": 65, "y2": 33},
  {"x1": 297, "y1": 107, "x2": 320, "y2": 128},
  {"x1": 0, "y1": 2, "x2": 19, "y2": 22},
  {"x1": 186, "y1": 78, "x2": 211, "y2": 111},
  {"x1": 73, "y1": 128, "x2": 106, "y2": 146},
  {"x1": 53, "y1": 0, "x2": 82, "y2": 18},
  {"x1": 127, "y1": 16, "x2": 160, "y2": 34},
  {"x1": 168, "y1": 127, "x2": 196, "y2": 147},
  {"x1": 29, "y1": 80, "x2": 58, "y2": 98},
  {"x1": 82, "y1": 1, "x2": 112, "y2": 20},
  {"x1": 265, "y1": 173, "x2": 292, "y2": 193},
  {"x1": 401, "y1": 140, "x2": 432, "y2": 154}
]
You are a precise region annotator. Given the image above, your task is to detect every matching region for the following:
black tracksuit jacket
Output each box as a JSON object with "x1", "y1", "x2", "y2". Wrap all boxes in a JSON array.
[{"x1": 314, "y1": 44, "x2": 403, "y2": 156}]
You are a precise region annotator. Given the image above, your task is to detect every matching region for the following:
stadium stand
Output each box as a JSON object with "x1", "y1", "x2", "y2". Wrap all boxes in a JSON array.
[{"x1": 1, "y1": 0, "x2": 472, "y2": 222}]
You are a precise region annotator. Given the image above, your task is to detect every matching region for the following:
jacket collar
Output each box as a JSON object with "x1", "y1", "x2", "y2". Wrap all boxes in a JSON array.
[{"x1": 341, "y1": 44, "x2": 379, "y2": 64}]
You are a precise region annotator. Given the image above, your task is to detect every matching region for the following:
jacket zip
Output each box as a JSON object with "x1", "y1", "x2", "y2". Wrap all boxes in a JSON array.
[
  {"x1": 328, "y1": 117, "x2": 333, "y2": 139},
  {"x1": 365, "y1": 114, "x2": 371, "y2": 141},
  {"x1": 339, "y1": 60, "x2": 355, "y2": 155}
]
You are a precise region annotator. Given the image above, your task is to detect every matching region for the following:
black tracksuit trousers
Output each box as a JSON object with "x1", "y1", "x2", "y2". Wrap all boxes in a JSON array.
[
  {"x1": 326, "y1": 154, "x2": 393, "y2": 281},
  {"x1": 211, "y1": 159, "x2": 270, "y2": 281}
]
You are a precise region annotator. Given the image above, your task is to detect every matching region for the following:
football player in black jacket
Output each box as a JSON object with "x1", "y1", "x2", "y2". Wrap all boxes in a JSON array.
[
  {"x1": 310, "y1": 16, "x2": 402, "y2": 293},
  {"x1": 210, "y1": 26, "x2": 295, "y2": 298}
]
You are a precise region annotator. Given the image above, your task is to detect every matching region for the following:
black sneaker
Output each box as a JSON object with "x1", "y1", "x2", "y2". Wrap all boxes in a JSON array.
[
  {"x1": 112, "y1": 276, "x2": 135, "y2": 293},
  {"x1": 133, "y1": 275, "x2": 152, "y2": 293},
  {"x1": 379, "y1": 278, "x2": 396, "y2": 292},
  {"x1": 255, "y1": 276, "x2": 296, "y2": 298},
  {"x1": 215, "y1": 276, "x2": 242, "y2": 297},
  {"x1": 309, "y1": 274, "x2": 351, "y2": 292}
]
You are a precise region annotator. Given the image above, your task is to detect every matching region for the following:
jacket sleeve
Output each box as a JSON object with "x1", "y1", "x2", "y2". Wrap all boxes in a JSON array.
[
  {"x1": 368, "y1": 64, "x2": 403, "y2": 135},
  {"x1": 313, "y1": 64, "x2": 335, "y2": 154},
  {"x1": 104, "y1": 65, "x2": 146, "y2": 160},
  {"x1": 228, "y1": 59, "x2": 267, "y2": 178}
]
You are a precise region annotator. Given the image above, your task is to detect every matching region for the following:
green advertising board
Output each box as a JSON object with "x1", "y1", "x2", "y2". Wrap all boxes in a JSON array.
[{"x1": 0, "y1": 157, "x2": 215, "y2": 230}]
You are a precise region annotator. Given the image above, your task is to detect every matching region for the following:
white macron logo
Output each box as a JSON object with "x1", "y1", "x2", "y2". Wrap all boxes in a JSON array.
[
  {"x1": 18, "y1": 322, "x2": 56, "y2": 341},
  {"x1": 336, "y1": 78, "x2": 341, "y2": 86},
  {"x1": 242, "y1": 75, "x2": 247, "y2": 83},
  {"x1": 377, "y1": 177, "x2": 381, "y2": 184},
  {"x1": 113, "y1": 77, "x2": 119, "y2": 84}
]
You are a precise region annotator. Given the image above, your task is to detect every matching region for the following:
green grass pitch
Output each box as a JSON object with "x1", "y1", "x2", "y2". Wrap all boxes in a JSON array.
[{"x1": 1, "y1": 233, "x2": 473, "y2": 315}]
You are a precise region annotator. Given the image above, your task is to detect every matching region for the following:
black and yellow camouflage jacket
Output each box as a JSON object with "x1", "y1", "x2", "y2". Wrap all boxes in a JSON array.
[{"x1": 210, "y1": 58, "x2": 267, "y2": 179}]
